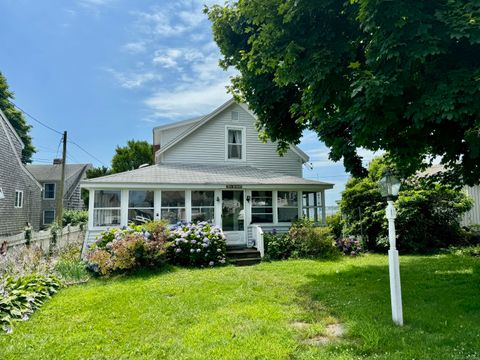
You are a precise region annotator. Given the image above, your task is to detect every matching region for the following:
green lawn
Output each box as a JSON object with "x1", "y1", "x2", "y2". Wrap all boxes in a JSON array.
[{"x1": 1, "y1": 254, "x2": 479, "y2": 359}]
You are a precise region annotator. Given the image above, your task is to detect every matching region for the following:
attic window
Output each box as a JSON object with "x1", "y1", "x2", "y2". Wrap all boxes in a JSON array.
[{"x1": 231, "y1": 111, "x2": 239, "y2": 121}]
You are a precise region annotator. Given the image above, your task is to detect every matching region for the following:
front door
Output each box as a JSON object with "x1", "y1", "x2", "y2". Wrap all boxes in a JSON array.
[{"x1": 221, "y1": 190, "x2": 245, "y2": 246}]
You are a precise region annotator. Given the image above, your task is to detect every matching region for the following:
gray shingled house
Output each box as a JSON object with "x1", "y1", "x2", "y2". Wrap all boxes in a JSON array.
[
  {"x1": 0, "y1": 109, "x2": 42, "y2": 236},
  {"x1": 26, "y1": 162, "x2": 91, "y2": 228},
  {"x1": 81, "y1": 99, "x2": 333, "y2": 254}
]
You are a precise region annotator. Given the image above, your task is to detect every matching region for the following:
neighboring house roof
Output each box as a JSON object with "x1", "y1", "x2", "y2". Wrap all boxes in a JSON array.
[
  {"x1": 418, "y1": 164, "x2": 445, "y2": 177},
  {"x1": 154, "y1": 98, "x2": 310, "y2": 163},
  {"x1": 26, "y1": 164, "x2": 91, "y2": 182},
  {"x1": 81, "y1": 163, "x2": 334, "y2": 189},
  {"x1": 0, "y1": 108, "x2": 42, "y2": 189}
]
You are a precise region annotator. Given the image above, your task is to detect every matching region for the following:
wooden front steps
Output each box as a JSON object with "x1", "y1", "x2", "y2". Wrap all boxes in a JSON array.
[{"x1": 227, "y1": 247, "x2": 262, "y2": 266}]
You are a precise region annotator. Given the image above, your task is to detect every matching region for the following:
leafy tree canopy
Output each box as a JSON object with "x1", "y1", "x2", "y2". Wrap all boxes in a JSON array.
[
  {"x1": 86, "y1": 166, "x2": 112, "y2": 179},
  {"x1": 207, "y1": 0, "x2": 480, "y2": 185},
  {"x1": 0, "y1": 71, "x2": 35, "y2": 163},
  {"x1": 111, "y1": 140, "x2": 153, "y2": 173}
]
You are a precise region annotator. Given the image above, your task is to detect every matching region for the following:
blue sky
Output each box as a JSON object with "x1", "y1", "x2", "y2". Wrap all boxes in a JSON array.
[{"x1": 0, "y1": 0, "x2": 380, "y2": 205}]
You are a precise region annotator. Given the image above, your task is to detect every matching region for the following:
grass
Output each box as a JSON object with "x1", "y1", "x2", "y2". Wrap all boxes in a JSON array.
[{"x1": 0, "y1": 254, "x2": 479, "y2": 359}]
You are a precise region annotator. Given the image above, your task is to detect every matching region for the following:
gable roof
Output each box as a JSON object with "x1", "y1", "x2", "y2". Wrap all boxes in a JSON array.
[
  {"x1": 81, "y1": 163, "x2": 333, "y2": 189},
  {"x1": 26, "y1": 164, "x2": 91, "y2": 182},
  {"x1": 155, "y1": 98, "x2": 310, "y2": 163},
  {"x1": 0, "y1": 108, "x2": 42, "y2": 189}
]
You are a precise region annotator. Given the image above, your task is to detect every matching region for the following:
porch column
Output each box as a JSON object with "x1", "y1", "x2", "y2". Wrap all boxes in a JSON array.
[
  {"x1": 272, "y1": 190, "x2": 278, "y2": 224},
  {"x1": 186, "y1": 190, "x2": 192, "y2": 222},
  {"x1": 321, "y1": 189, "x2": 327, "y2": 225},
  {"x1": 245, "y1": 190, "x2": 252, "y2": 226},
  {"x1": 297, "y1": 191, "x2": 303, "y2": 220},
  {"x1": 88, "y1": 189, "x2": 94, "y2": 230},
  {"x1": 214, "y1": 189, "x2": 222, "y2": 226},
  {"x1": 120, "y1": 189, "x2": 128, "y2": 227},
  {"x1": 154, "y1": 190, "x2": 161, "y2": 220}
]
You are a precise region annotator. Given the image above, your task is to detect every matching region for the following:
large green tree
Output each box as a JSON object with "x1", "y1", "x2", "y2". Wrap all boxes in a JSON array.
[
  {"x1": 111, "y1": 140, "x2": 153, "y2": 173},
  {"x1": 0, "y1": 72, "x2": 35, "y2": 162},
  {"x1": 207, "y1": 1, "x2": 480, "y2": 185}
]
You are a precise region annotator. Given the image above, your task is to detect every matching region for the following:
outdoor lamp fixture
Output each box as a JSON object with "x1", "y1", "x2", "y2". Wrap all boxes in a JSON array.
[
  {"x1": 379, "y1": 171, "x2": 403, "y2": 326},
  {"x1": 216, "y1": 196, "x2": 221, "y2": 203},
  {"x1": 246, "y1": 195, "x2": 251, "y2": 202}
]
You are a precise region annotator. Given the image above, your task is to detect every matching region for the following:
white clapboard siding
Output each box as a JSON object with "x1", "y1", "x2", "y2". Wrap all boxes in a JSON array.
[
  {"x1": 161, "y1": 103, "x2": 303, "y2": 177},
  {"x1": 462, "y1": 185, "x2": 480, "y2": 226}
]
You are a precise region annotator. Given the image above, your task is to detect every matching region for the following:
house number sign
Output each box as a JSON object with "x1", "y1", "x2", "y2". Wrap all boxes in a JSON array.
[{"x1": 226, "y1": 185, "x2": 242, "y2": 189}]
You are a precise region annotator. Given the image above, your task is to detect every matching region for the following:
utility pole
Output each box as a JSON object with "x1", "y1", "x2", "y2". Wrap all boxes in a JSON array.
[{"x1": 56, "y1": 131, "x2": 67, "y2": 224}]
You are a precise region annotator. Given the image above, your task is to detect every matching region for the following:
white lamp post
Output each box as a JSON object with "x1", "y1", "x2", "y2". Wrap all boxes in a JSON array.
[{"x1": 379, "y1": 171, "x2": 403, "y2": 326}]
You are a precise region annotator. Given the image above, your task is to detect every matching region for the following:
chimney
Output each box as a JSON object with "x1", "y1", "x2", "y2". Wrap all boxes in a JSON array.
[{"x1": 53, "y1": 158, "x2": 63, "y2": 165}]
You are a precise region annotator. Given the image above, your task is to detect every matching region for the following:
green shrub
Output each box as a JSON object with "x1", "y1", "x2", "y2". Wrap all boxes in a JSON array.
[
  {"x1": 326, "y1": 212, "x2": 343, "y2": 239},
  {"x1": 85, "y1": 221, "x2": 171, "y2": 276},
  {"x1": 263, "y1": 232, "x2": 295, "y2": 261},
  {"x1": 0, "y1": 274, "x2": 62, "y2": 333},
  {"x1": 340, "y1": 156, "x2": 473, "y2": 253},
  {"x1": 62, "y1": 210, "x2": 88, "y2": 226},
  {"x1": 168, "y1": 222, "x2": 227, "y2": 267},
  {"x1": 289, "y1": 219, "x2": 339, "y2": 259}
]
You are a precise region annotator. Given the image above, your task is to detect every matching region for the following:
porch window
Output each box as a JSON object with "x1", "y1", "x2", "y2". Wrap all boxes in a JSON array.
[
  {"x1": 191, "y1": 191, "x2": 215, "y2": 223},
  {"x1": 128, "y1": 190, "x2": 154, "y2": 224},
  {"x1": 278, "y1": 191, "x2": 298, "y2": 223},
  {"x1": 227, "y1": 127, "x2": 243, "y2": 160},
  {"x1": 302, "y1": 191, "x2": 323, "y2": 223},
  {"x1": 161, "y1": 191, "x2": 186, "y2": 224},
  {"x1": 251, "y1": 191, "x2": 273, "y2": 223},
  {"x1": 93, "y1": 190, "x2": 121, "y2": 226}
]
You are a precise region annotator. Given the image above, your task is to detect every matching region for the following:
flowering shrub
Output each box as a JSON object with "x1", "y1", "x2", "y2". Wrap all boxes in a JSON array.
[
  {"x1": 168, "y1": 222, "x2": 227, "y2": 267},
  {"x1": 336, "y1": 236, "x2": 363, "y2": 256},
  {"x1": 86, "y1": 220, "x2": 171, "y2": 276}
]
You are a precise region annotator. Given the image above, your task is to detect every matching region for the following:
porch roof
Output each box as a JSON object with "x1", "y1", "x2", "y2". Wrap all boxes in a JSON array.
[{"x1": 81, "y1": 163, "x2": 333, "y2": 190}]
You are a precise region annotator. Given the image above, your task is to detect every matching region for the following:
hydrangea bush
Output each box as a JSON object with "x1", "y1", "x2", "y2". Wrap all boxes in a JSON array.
[
  {"x1": 336, "y1": 236, "x2": 363, "y2": 256},
  {"x1": 168, "y1": 222, "x2": 227, "y2": 267},
  {"x1": 86, "y1": 221, "x2": 171, "y2": 276}
]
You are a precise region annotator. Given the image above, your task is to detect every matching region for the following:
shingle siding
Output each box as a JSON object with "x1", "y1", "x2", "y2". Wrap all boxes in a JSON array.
[
  {"x1": 0, "y1": 113, "x2": 42, "y2": 236},
  {"x1": 159, "y1": 103, "x2": 304, "y2": 177}
]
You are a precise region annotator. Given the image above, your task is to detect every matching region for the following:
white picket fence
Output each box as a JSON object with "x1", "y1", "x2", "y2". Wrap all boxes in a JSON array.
[{"x1": 1, "y1": 225, "x2": 86, "y2": 254}]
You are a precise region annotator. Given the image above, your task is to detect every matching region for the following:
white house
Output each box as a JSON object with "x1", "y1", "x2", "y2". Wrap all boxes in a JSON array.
[{"x1": 81, "y1": 99, "x2": 333, "y2": 254}]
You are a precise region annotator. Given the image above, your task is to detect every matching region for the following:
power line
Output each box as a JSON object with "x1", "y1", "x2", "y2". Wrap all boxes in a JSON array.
[
  {"x1": 68, "y1": 140, "x2": 106, "y2": 166},
  {"x1": 11, "y1": 102, "x2": 63, "y2": 136},
  {"x1": 11, "y1": 101, "x2": 106, "y2": 166}
]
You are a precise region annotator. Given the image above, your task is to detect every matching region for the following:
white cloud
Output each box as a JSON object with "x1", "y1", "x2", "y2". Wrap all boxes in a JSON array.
[
  {"x1": 145, "y1": 81, "x2": 231, "y2": 118},
  {"x1": 105, "y1": 68, "x2": 161, "y2": 89},
  {"x1": 152, "y1": 48, "x2": 185, "y2": 69},
  {"x1": 122, "y1": 42, "x2": 147, "y2": 54}
]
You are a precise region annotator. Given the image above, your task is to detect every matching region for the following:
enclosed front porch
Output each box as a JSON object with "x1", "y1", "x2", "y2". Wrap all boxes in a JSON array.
[{"x1": 84, "y1": 186, "x2": 329, "y2": 252}]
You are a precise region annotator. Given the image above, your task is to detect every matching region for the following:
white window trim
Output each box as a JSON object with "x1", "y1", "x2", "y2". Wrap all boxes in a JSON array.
[
  {"x1": 43, "y1": 209, "x2": 55, "y2": 225},
  {"x1": 225, "y1": 125, "x2": 246, "y2": 161},
  {"x1": 14, "y1": 190, "x2": 23, "y2": 208},
  {"x1": 43, "y1": 183, "x2": 56, "y2": 200}
]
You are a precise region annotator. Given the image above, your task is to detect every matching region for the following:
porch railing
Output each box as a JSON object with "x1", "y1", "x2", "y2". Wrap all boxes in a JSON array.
[{"x1": 250, "y1": 224, "x2": 264, "y2": 258}]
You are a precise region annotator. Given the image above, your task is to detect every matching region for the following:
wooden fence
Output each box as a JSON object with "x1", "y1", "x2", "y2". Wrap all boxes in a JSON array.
[{"x1": 1, "y1": 225, "x2": 86, "y2": 254}]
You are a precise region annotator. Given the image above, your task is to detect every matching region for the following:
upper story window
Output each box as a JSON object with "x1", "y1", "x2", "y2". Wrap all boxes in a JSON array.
[
  {"x1": 226, "y1": 126, "x2": 245, "y2": 161},
  {"x1": 14, "y1": 190, "x2": 23, "y2": 208},
  {"x1": 44, "y1": 183, "x2": 55, "y2": 199}
]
